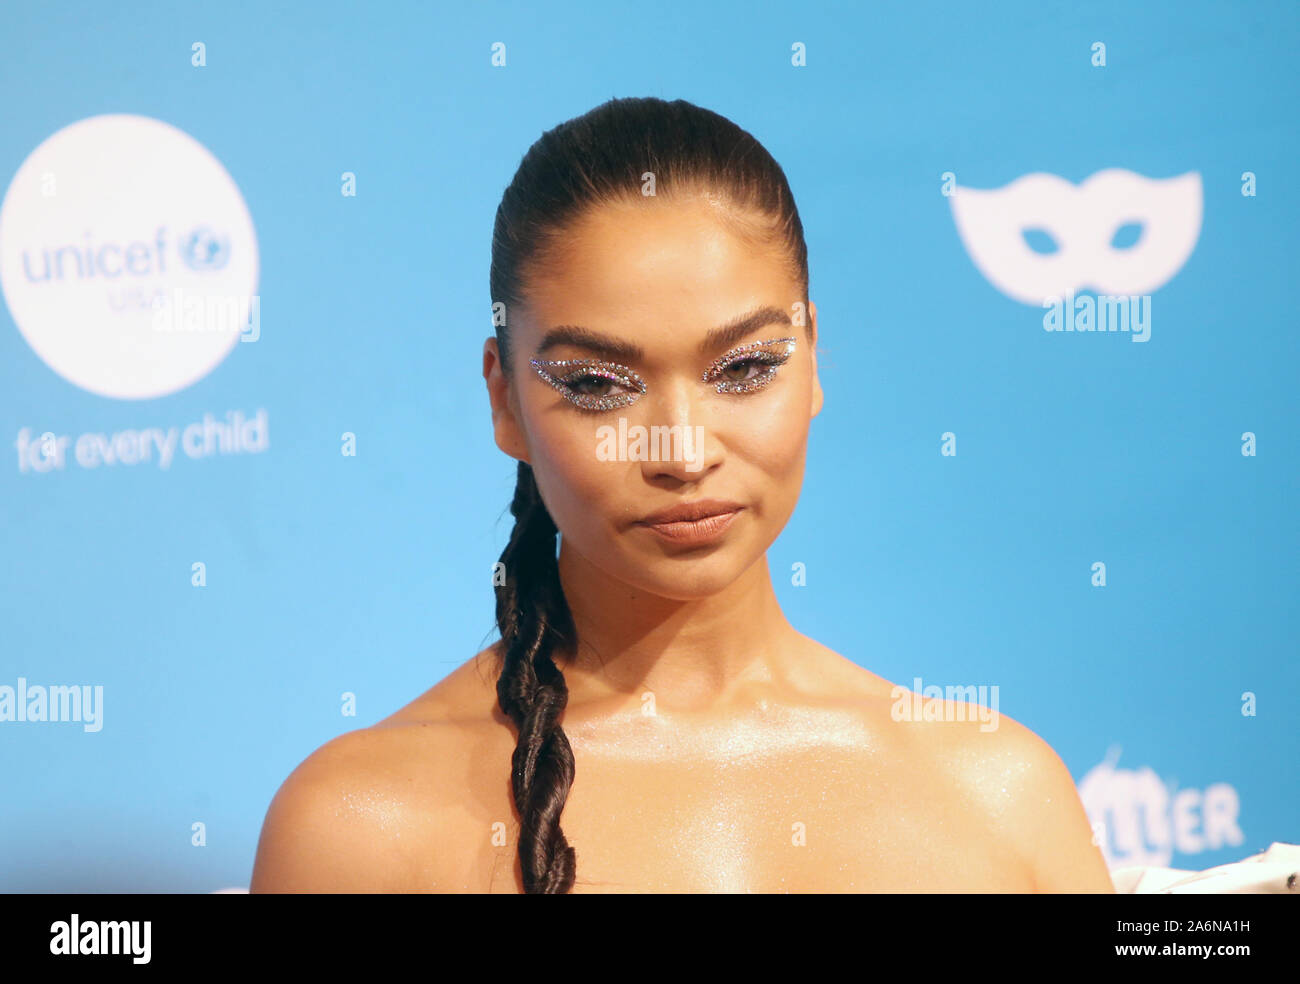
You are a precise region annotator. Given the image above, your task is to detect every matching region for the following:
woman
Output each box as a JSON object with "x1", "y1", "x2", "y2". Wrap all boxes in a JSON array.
[{"x1": 250, "y1": 96, "x2": 1115, "y2": 893}]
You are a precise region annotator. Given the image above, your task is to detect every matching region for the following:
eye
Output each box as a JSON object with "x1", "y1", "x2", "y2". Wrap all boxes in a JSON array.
[
  {"x1": 703, "y1": 337, "x2": 797, "y2": 395},
  {"x1": 719, "y1": 357, "x2": 768, "y2": 383},
  {"x1": 529, "y1": 358, "x2": 646, "y2": 412}
]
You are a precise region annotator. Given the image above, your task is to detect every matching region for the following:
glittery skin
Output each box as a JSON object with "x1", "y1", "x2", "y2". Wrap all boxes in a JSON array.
[
  {"x1": 247, "y1": 636, "x2": 1109, "y2": 893},
  {"x1": 529, "y1": 336, "x2": 798, "y2": 410},
  {"x1": 306, "y1": 667, "x2": 1078, "y2": 894}
]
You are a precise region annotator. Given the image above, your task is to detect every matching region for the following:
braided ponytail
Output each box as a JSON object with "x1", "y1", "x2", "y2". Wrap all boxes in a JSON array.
[
  {"x1": 487, "y1": 96, "x2": 811, "y2": 892},
  {"x1": 492, "y1": 460, "x2": 578, "y2": 893}
]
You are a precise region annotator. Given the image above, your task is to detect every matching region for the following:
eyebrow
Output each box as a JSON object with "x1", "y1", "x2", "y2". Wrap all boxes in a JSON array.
[{"x1": 534, "y1": 305, "x2": 794, "y2": 364}]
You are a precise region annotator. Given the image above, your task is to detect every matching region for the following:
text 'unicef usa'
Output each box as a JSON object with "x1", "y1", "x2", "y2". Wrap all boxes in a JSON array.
[{"x1": 152, "y1": 286, "x2": 260, "y2": 341}]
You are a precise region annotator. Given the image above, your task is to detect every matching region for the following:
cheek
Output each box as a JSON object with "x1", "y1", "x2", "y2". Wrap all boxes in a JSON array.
[
  {"x1": 729, "y1": 385, "x2": 811, "y2": 491},
  {"x1": 526, "y1": 414, "x2": 624, "y2": 532}
]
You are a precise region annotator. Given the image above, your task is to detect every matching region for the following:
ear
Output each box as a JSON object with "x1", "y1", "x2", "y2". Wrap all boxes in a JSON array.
[
  {"x1": 483, "y1": 337, "x2": 531, "y2": 464},
  {"x1": 808, "y1": 300, "x2": 824, "y2": 419}
]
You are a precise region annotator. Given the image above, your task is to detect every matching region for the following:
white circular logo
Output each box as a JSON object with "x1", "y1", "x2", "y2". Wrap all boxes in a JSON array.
[{"x1": 0, "y1": 114, "x2": 259, "y2": 400}]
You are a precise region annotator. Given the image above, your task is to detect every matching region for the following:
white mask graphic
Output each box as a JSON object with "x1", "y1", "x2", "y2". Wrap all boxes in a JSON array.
[{"x1": 949, "y1": 168, "x2": 1202, "y2": 305}]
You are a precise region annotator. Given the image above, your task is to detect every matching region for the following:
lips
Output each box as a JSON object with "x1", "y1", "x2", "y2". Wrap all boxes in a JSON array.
[
  {"x1": 634, "y1": 499, "x2": 744, "y2": 546},
  {"x1": 636, "y1": 499, "x2": 744, "y2": 526}
]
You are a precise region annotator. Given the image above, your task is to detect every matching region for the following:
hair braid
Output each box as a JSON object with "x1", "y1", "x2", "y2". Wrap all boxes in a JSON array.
[{"x1": 493, "y1": 460, "x2": 578, "y2": 893}]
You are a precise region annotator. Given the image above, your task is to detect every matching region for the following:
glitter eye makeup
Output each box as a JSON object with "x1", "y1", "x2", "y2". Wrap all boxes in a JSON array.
[
  {"x1": 528, "y1": 358, "x2": 648, "y2": 411},
  {"x1": 530, "y1": 336, "x2": 797, "y2": 411},
  {"x1": 703, "y1": 337, "x2": 797, "y2": 395}
]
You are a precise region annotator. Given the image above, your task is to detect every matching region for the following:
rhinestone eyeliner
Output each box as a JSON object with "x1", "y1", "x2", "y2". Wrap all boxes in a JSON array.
[
  {"x1": 530, "y1": 336, "x2": 798, "y2": 411},
  {"x1": 529, "y1": 357, "x2": 647, "y2": 411},
  {"x1": 703, "y1": 337, "x2": 797, "y2": 394}
]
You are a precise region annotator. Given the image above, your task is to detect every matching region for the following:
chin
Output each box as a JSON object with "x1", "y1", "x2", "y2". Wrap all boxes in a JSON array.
[{"x1": 622, "y1": 549, "x2": 759, "y2": 600}]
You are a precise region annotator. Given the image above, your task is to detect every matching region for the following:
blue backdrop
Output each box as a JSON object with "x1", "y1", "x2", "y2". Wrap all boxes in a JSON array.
[{"x1": 1, "y1": 0, "x2": 1295, "y2": 891}]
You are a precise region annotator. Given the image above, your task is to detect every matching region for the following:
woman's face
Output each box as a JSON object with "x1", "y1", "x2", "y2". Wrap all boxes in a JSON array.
[{"x1": 484, "y1": 195, "x2": 822, "y2": 601}]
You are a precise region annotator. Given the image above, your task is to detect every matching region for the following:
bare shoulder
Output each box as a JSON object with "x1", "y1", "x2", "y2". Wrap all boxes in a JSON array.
[
  {"x1": 378, "y1": 644, "x2": 504, "y2": 727},
  {"x1": 789, "y1": 631, "x2": 902, "y2": 701},
  {"x1": 249, "y1": 648, "x2": 509, "y2": 893},
  {"x1": 789, "y1": 638, "x2": 1111, "y2": 890},
  {"x1": 900, "y1": 691, "x2": 1115, "y2": 893}
]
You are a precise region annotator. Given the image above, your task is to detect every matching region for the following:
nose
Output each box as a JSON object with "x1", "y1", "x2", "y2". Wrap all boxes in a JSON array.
[{"x1": 636, "y1": 375, "x2": 723, "y2": 484}]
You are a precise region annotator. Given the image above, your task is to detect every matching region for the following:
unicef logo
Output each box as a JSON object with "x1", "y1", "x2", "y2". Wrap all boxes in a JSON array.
[
  {"x1": 0, "y1": 114, "x2": 259, "y2": 400},
  {"x1": 180, "y1": 227, "x2": 230, "y2": 271}
]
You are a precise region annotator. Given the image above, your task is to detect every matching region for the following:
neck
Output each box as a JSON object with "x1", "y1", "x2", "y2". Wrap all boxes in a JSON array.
[{"x1": 554, "y1": 540, "x2": 799, "y2": 710}]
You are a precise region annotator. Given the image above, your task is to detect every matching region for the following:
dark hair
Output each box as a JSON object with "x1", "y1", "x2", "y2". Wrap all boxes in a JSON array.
[{"x1": 488, "y1": 96, "x2": 810, "y2": 893}]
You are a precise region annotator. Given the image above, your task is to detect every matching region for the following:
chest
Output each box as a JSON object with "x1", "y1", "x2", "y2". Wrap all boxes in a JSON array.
[{"x1": 481, "y1": 747, "x2": 1033, "y2": 893}]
